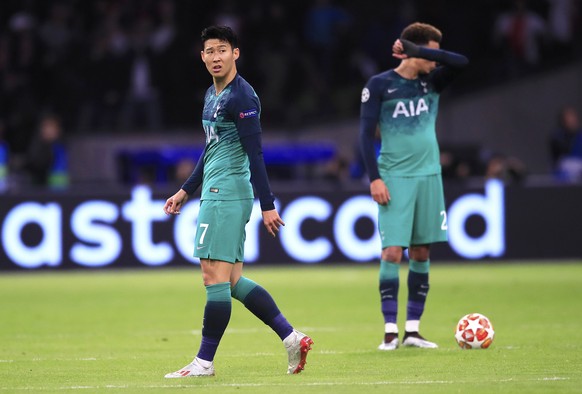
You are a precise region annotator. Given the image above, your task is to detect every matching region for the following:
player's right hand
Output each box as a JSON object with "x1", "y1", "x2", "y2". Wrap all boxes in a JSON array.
[
  {"x1": 370, "y1": 179, "x2": 390, "y2": 205},
  {"x1": 164, "y1": 189, "x2": 188, "y2": 215}
]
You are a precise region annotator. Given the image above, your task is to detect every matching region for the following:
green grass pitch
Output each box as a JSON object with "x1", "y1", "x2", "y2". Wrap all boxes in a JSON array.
[{"x1": 1, "y1": 261, "x2": 581, "y2": 393}]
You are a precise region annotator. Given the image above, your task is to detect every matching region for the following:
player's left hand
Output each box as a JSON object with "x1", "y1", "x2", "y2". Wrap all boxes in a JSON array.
[
  {"x1": 262, "y1": 209, "x2": 285, "y2": 237},
  {"x1": 393, "y1": 38, "x2": 419, "y2": 60},
  {"x1": 392, "y1": 39, "x2": 407, "y2": 59}
]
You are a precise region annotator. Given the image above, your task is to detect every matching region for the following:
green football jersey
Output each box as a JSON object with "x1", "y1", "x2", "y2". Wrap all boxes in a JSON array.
[
  {"x1": 200, "y1": 74, "x2": 260, "y2": 201},
  {"x1": 361, "y1": 69, "x2": 441, "y2": 176}
]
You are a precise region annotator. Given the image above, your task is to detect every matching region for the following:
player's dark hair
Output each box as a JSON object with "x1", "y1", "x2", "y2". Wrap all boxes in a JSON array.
[
  {"x1": 401, "y1": 22, "x2": 442, "y2": 45},
  {"x1": 201, "y1": 25, "x2": 238, "y2": 49}
]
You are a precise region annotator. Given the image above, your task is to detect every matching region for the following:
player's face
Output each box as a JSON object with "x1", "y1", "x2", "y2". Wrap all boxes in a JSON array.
[
  {"x1": 416, "y1": 40, "x2": 440, "y2": 75},
  {"x1": 201, "y1": 39, "x2": 239, "y2": 81}
]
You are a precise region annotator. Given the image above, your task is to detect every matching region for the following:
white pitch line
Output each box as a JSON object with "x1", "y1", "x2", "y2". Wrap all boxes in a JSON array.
[{"x1": 0, "y1": 377, "x2": 571, "y2": 391}]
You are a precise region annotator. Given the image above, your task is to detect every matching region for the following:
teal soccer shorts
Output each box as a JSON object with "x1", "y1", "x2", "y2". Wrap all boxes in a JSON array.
[
  {"x1": 193, "y1": 199, "x2": 254, "y2": 263},
  {"x1": 377, "y1": 174, "x2": 448, "y2": 248}
]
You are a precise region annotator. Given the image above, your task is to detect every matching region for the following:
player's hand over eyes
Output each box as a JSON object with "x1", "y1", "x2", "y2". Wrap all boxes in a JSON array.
[{"x1": 393, "y1": 39, "x2": 420, "y2": 60}]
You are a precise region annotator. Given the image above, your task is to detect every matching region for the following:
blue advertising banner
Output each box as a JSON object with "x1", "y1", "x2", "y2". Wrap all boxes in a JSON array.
[{"x1": 1, "y1": 180, "x2": 581, "y2": 270}]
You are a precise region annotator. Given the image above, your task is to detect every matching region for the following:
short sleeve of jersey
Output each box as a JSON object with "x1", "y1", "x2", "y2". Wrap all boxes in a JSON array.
[
  {"x1": 360, "y1": 76, "x2": 384, "y2": 121},
  {"x1": 228, "y1": 80, "x2": 262, "y2": 138}
]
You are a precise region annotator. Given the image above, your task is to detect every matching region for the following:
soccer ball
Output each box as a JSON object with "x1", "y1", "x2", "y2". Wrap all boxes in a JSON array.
[{"x1": 455, "y1": 313, "x2": 494, "y2": 349}]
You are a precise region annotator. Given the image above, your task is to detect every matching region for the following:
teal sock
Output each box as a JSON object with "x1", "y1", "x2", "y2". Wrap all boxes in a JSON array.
[
  {"x1": 197, "y1": 282, "x2": 231, "y2": 361},
  {"x1": 379, "y1": 260, "x2": 400, "y2": 326},
  {"x1": 232, "y1": 277, "x2": 293, "y2": 340},
  {"x1": 409, "y1": 259, "x2": 430, "y2": 274},
  {"x1": 407, "y1": 259, "x2": 430, "y2": 324},
  {"x1": 379, "y1": 260, "x2": 400, "y2": 281}
]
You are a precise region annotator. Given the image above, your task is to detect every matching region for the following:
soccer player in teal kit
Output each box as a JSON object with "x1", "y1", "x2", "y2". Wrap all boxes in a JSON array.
[
  {"x1": 163, "y1": 26, "x2": 312, "y2": 377},
  {"x1": 359, "y1": 22, "x2": 468, "y2": 350}
]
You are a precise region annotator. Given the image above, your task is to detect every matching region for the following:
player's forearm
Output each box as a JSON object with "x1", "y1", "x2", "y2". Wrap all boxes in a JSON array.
[
  {"x1": 181, "y1": 150, "x2": 205, "y2": 195},
  {"x1": 240, "y1": 134, "x2": 276, "y2": 211},
  {"x1": 359, "y1": 118, "x2": 381, "y2": 182},
  {"x1": 401, "y1": 39, "x2": 469, "y2": 68}
]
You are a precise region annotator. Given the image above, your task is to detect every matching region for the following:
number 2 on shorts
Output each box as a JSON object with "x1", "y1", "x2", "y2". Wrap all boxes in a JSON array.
[{"x1": 440, "y1": 210, "x2": 448, "y2": 230}]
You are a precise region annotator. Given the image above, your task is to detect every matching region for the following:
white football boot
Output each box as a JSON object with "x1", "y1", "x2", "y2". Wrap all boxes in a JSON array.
[
  {"x1": 378, "y1": 333, "x2": 399, "y2": 351},
  {"x1": 402, "y1": 332, "x2": 438, "y2": 348},
  {"x1": 164, "y1": 357, "x2": 215, "y2": 378},
  {"x1": 284, "y1": 329, "x2": 314, "y2": 374}
]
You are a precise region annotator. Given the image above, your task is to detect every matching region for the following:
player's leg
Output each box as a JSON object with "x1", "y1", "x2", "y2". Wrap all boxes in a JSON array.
[
  {"x1": 165, "y1": 259, "x2": 233, "y2": 378},
  {"x1": 230, "y1": 264, "x2": 292, "y2": 341},
  {"x1": 402, "y1": 175, "x2": 447, "y2": 349},
  {"x1": 401, "y1": 245, "x2": 437, "y2": 348},
  {"x1": 378, "y1": 246, "x2": 403, "y2": 350},
  {"x1": 197, "y1": 259, "x2": 234, "y2": 365},
  {"x1": 165, "y1": 200, "x2": 247, "y2": 378},
  {"x1": 230, "y1": 264, "x2": 313, "y2": 374},
  {"x1": 377, "y1": 176, "x2": 415, "y2": 350}
]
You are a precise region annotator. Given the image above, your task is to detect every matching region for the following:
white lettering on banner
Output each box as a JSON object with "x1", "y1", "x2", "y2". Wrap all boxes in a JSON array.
[
  {"x1": 70, "y1": 201, "x2": 121, "y2": 266},
  {"x1": 447, "y1": 179, "x2": 505, "y2": 259},
  {"x1": 121, "y1": 186, "x2": 172, "y2": 266},
  {"x1": 334, "y1": 195, "x2": 380, "y2": 261},
  {"x1": 280, "y1": 196, "x2": 333, "y2": 263},
  {"x1": 2, "y1": 202, "x2": 62, "y2": 268},
  {"x1": 0, "y1": 181, "x2": 506, "y2": 268}
]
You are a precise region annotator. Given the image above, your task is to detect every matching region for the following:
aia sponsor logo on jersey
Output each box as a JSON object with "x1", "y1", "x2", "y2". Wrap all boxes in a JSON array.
[{"x1": 392, "y1": 98, "x2": 429, "y2": 118}]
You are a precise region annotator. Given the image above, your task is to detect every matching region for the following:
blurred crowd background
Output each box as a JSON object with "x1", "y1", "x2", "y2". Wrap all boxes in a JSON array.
[{"x1": 1, "y1": 0, "x2": 581, "y2": 191}]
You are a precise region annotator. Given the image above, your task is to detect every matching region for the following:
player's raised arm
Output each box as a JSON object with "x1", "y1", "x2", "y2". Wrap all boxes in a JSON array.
[{"x1": 394, "y1": 38, "x2": 469, "y2": 68}]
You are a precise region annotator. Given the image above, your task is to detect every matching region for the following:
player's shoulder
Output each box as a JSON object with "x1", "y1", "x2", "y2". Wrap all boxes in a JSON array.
[
  {"x1": 227, "y1": 74, "x2": 259, "y2": 108},
  {"x1": 231, "y1": 74, "x2": 258, "y2": 97},
  {"x1": 373, "y1": 69, "x2": 397, "y2": 80},
  {"x1": 366, "y1": 69, "x2": 398, "y2": 87}
]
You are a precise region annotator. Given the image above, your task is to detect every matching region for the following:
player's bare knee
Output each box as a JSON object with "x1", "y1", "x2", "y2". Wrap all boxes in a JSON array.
[
  {"x1": 201, "y1": 273, "x2": 213, "y2": 286},
  {"x1": 409, "y1": 245, "x2": 430, "y2": 261},
  {"x1": 201, "y1": 268, "x2": 218, "y2": 286},
  {"x1": 382, "y1": 246, "x2": 403, "y2": 263}
]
